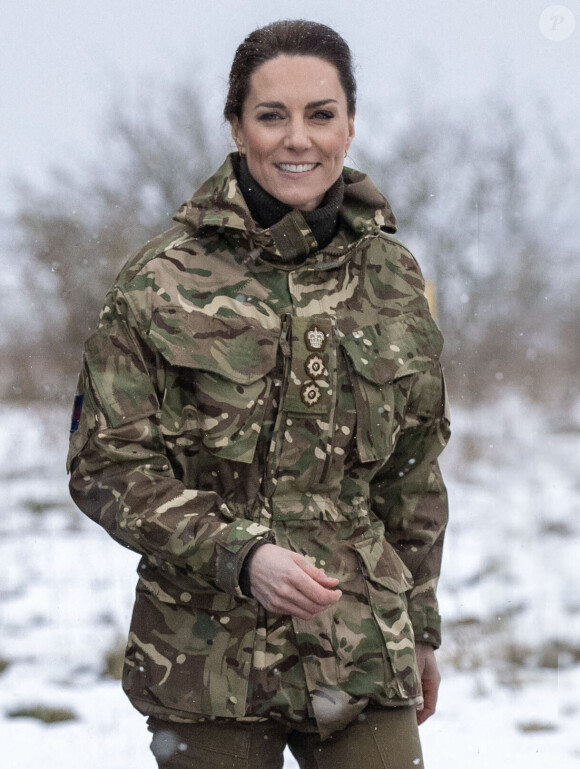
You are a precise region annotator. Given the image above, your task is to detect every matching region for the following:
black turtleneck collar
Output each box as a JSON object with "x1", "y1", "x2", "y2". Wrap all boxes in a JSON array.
[{"x1": 237, "y1": 156, "x2": 344, "y2": 252}]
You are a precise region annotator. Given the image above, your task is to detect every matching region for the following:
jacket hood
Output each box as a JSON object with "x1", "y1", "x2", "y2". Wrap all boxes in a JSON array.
[{"x1": 173, "y1": 153, "x2": 396, "y2": 264}]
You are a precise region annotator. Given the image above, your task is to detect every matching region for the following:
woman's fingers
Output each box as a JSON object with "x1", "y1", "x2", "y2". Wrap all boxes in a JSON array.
[
  {"x1": 295, "y1": 554, "x2": 340, "y2": 587},
  {"x1": 261, "y1": 589, "x2": 335, "y2": 620},
  {"x1": 248, "y1": 544, "x2": 341, "y2": 618},
  {"x1": 287, "y1": 556, "x2": 341, "y2": 607},
  {"x1": 415, "y1": 643, "x2": 441, "y2": 725}
]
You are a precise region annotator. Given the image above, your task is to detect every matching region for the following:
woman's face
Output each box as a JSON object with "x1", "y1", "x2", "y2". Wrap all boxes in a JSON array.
[{"x1": 231, "y1": 55, "x2": 355, "y2": 211}]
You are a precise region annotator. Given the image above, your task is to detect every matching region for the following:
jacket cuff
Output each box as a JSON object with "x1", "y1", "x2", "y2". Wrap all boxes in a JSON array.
[
  {"x1": 214, "y1": 521, "x2": 275, "y2": 596},
  {"x1": 409, "y1": 607, "x2": 442, "y2": 649},
  {"x1": 239, "y1": 540, "x2": 271, "y2": 597}
]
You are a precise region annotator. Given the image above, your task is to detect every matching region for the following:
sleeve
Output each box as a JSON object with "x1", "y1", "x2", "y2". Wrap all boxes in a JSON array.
[
  {"x1": 67, "y1": 287, "x2": 274, "y2": 597},
  {"x1": 370, "y1": 361, "x2": 450, "y2": 648}
]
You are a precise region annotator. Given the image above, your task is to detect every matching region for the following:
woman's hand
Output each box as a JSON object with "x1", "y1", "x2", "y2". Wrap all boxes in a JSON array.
[
  {"x1": 415, "y1": 643, "x2": 441, "y2": 724},
  {"x1": 248, "y1": 543, "x2": 342, "y2": 621}
]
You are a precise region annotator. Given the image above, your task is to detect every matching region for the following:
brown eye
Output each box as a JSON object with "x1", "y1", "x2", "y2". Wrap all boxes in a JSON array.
[{"x1": 312, "y1": 110, "x2": 334, "y2": 120}]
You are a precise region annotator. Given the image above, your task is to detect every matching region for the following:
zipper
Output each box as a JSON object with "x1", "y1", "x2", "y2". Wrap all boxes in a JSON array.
[{"x1": 318, "y1": 320, "x2": 338, "y2": 485}]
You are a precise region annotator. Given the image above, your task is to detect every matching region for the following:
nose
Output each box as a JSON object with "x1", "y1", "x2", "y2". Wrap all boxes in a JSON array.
[{"x1": 283, "y1": 118, "x2": 312, "y2": 151}]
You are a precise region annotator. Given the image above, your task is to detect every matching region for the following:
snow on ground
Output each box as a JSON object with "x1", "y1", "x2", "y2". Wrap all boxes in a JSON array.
[{"x1": 1, "y1": 397, "x2": 579, "y2": 768}]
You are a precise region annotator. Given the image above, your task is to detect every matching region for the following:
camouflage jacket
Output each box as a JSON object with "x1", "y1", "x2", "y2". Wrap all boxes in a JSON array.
[{"x1": 68, "y1": 153, "x2": 450, "y2": 739}]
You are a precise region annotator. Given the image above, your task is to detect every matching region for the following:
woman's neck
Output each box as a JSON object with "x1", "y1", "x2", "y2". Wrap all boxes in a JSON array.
[{"x1": 237, "y1": 156, "x2": 344, "y2": 252}]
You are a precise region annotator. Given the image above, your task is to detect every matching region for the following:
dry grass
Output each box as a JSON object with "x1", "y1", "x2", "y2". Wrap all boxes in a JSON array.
[
  {"x1": 103, "y1": 636, "x2": 126, "y2": 680},
  {"x1": 7, "y1": 706, "x2": 77, "y2": 724}
]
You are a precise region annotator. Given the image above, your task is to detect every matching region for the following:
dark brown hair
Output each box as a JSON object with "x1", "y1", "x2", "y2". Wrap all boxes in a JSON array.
[{"x1": 224, "y1": 20, "x2": 357, "y2": 120}]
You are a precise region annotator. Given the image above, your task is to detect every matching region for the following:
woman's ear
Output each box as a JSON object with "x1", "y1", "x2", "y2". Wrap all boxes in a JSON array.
[
  {"x1": 346, "y1": 114, "x2": 355, "y2": 153},
  {"x1": 230, "y1": 117, "x2": 245, "y2": 155}
]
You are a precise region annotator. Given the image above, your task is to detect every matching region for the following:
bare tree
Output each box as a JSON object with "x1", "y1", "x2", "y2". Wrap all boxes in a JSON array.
[
  {"x1": 355, "y1": 96, "x2": 578, "y2": 404},
  {"x1": 4, "y1": 81, "x2": 226, "y2": 401},
  {"x1": 3, "y1": 80, "x2": 578, "y2": 408}
]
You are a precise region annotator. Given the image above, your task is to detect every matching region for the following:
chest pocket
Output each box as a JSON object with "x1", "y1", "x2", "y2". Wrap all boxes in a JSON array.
[
  {"x1": 340, "y1": 312, "x2": 443, "y2": 463},
  {"x1": 148, "y1": 308, "x2": 279, "y2": 463}
]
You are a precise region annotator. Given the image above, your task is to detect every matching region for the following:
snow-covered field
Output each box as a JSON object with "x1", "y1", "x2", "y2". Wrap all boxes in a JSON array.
[{"x1": 1, "y1": 397, "x2": 579, "y2": 768}]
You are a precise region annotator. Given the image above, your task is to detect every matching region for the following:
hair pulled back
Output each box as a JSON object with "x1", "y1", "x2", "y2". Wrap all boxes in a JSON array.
[{"x1": 224, "y1": 20, "x2": 357, "y2": 121}]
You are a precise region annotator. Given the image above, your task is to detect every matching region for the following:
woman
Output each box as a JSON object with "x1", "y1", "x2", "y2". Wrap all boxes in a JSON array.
[{"x1": 68, "y1": 19, "x2": 450, "y2": 769}]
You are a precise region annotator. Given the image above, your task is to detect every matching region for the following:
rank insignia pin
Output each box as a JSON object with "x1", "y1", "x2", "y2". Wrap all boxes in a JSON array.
[
  {"x1": 305, "y1": 326, "x2": 326, "y2": 352},
  {"x1": 300, "y1": 382, "x2": 321, "y2": 406},
  {"x1": 305, "y1": 354, "x2": 325, "y2": 379}
]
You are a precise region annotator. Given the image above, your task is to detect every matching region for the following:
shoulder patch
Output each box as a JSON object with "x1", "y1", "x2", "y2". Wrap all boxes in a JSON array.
[{"x1": 70, "y1": 393, "x2": 84, "y2": 433}]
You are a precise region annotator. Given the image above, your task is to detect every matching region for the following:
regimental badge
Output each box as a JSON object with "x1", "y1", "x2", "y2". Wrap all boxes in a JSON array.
[
  {"x1": 305, "y1": 326, "x2": 326, "y2": 352},
  {"x1": 305, "y1": 354, "x2": 325, "y2": 380},
  {"x1": 300, "y1": 381, "x2": 322, "y2": 407}
]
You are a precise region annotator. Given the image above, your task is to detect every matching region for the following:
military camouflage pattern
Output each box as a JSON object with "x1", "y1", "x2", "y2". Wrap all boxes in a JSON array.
[{"x1": 68, "y1": 153, "x2": 450, "y2": 739}]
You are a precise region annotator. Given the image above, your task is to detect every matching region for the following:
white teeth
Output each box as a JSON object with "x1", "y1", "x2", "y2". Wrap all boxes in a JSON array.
[{"x1": 277, "y1": 163, "x2": 317, "y2": 173}]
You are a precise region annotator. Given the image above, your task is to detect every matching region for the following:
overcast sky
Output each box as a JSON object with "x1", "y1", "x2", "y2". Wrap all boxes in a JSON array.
[{"x1": 2, "y1": 0, "x2": 579, "y2": 199}]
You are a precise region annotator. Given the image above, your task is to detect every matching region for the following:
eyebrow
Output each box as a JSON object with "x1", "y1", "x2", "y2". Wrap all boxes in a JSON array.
[{"x1": 254, "y1": 99, "x2": 338, "y2": 110}]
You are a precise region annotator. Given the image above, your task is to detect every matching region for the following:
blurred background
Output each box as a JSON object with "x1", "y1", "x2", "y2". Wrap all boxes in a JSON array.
[{"x1": 1, "y1": 1, "x2": 579, "y2": 767}]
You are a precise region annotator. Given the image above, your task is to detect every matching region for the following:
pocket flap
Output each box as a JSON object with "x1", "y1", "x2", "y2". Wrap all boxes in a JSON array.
[
  {"x1": 341, "y1": 313, "x2": 443, "y2": 384},
  {"x1": 355, "y1": 536, "x2": 414, "y2": 594},
  {"x1": 137, "y1": 566, "x2": 238, "y2": 612},
  {"x1": 148, "y1": 308, "x2": 279, "y2": 384}
]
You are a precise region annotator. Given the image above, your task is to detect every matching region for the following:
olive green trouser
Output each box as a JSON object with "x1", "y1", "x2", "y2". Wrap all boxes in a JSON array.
[{"x1": 147, "y1": 707, "x2": 424, "y2": 769}]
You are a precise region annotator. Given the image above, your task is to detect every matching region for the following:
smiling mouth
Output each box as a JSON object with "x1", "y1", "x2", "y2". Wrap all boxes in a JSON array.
[{"x1": 275, "y1": 163, "x2": 319, "y2": 173}]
